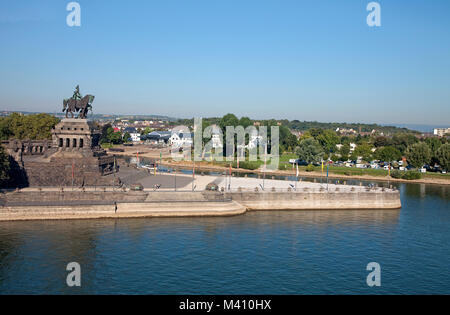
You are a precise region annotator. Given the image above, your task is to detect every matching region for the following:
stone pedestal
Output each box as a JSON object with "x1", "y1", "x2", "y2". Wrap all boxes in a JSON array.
[{"x1": 4, "y1": 119, "x2": 119, "y2": 187}]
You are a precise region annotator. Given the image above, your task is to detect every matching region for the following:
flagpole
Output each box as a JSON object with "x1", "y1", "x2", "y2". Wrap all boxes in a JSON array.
[
  {"x1": 321, "y1": 161, "x2": 324, "y2": 185},
  {"x1": 72, "y1": 161, "x2": 74, "y2": 191},
  {"x1": 229, "y1": 163, "x2": 232, "y2": 191},
  {"x1": 327, "y1": 162, "x2": 329, "y2": 191},
  {"x1": 263, "y1": 142, "x2": 267, "y2": 190},
  {"x1": 192, "y1": 160, "x2": 195, "y2": 191},
  {"x1": 159, "y1": 150, "x2": 162, "y2": 174}
]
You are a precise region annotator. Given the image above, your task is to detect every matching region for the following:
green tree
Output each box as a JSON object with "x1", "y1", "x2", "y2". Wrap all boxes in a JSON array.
[
  {"x1": 0, "y1": 113, "x2": 59, "y2": 140},
  {"x1": 351, "y1": 144, "x2": 373, "y2": 162},
  {"x1": 0, "y1": 118, "x2": 12, "y2": 140},
  {"x1": 0, "y1": 146, "x2": 10, "y2": 186},
  {"x1": 295, "y1": 138, "x2": 324, "y2": 164},
  {"x1": 316, "y1": 129, "x2": 340, "y2": 153},
  {"x1": 238, "y1": 117, "x2": 253, "y2": 129},
  {"x1": 123, "y1": 132, "x2": 131, "y2": 143},
  {"x1": 308, "y1": 128, "x2": 323, "y2": 139},
  {"x1": 374, "y1": 136, "x2": 391, "y2": 148},
  {"x1": 425, "y1": 137, "x2": 444, "y2": 165},
  {"x1": 109, "y1": 129, "x2": 123, "y2": 144},
  {"x1": 278, "y1": 125, "x2": 297, "y2": 153},
  {"x1": 143, "y1": 127, "x2": 153, "y2": 135},
  {"x1": 425, "y1": 137, "x2": 443, "y2": 153},
  {"x1": 376, "y1": 146, "x2": 401, "y2": 162},
  {"x1": 219, "y1": 113, "x2": 239, "y2": 132},
  {"x1": 392, "y1": 133, "x2": 418, "y2": 154},
  {"x1": 338, "y1": 143, "x2": 350, "y2": 161},
  {"x1": 436, "y1": 143, "x2": 450, "y2": 171},
  {"x1": 100, "y1": 123, "x2": 112, "y2": 144},
  {"x1": 405, "y1": 142, "x2": 431, "y2": 168},
  {"x1": 284, "y1": 133, "x2": 298, "y2": 152}
]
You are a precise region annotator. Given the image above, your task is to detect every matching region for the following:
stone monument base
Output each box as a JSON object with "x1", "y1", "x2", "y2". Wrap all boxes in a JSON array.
[{"x1": 2, "y1": 118, "x2": 119, "y2": 188}]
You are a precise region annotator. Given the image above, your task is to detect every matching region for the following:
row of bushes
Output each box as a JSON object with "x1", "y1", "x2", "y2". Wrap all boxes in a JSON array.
[
  {"x1": 232, "y1": 160, "x2": 261, "y2": 170},
  {"x1": 390, "y1": 170, "x2": 422, "y2": 180}
]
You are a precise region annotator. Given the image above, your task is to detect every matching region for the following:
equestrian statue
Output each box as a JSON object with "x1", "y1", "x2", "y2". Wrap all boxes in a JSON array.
[{"x1": 62, "y1": 85, "x2": 95, "y2": 119}]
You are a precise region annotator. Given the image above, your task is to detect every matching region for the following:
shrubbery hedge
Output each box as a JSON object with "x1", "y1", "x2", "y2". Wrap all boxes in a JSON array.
[
  {"x1": 233, "y1": 160, "x2": 261, "y2": 170},
  {"x1": 390, "y1": 170, "x2": 422, "y2": 180},
  {"x1": 305, "y1": 164, "x2": 315, "y2": 172}
]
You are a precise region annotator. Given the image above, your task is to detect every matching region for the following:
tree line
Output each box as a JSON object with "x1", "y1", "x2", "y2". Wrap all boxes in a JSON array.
[
  {"x1": 295, "y1": 129, "x2": 449, "y2": 171},
  {"x1": 0, "y1": 113, "x2": 60, "y2": 186}
]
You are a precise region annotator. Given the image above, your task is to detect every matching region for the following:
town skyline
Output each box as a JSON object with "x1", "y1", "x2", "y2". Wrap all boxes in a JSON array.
[
  {"x1": 0, "y1": 108, "x2": 446, "y2": 133},
  {"x1": 1, "y1": 1, "x2": 450, "y2": 125}
]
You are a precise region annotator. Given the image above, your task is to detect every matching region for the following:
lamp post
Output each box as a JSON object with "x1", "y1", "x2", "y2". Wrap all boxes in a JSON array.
[
  {"x1": 192, "y1": 161, "x2": 195, "y2": 191},
  {"x1": 263, "y1": 142, "x2": 267, "y2": 190},
  {"x1": 228, "y1": 163, "x2": 232, "y2": 191}
]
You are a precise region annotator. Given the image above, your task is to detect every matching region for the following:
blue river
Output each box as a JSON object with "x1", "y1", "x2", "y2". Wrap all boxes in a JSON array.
[{"x1": 0, "y1": 180, "x2": 449, "y2": 294}]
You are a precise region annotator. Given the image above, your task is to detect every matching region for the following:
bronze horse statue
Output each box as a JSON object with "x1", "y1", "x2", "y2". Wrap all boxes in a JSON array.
[{"x1": 63, "y1": 95, "x2": 95, "y2": 119}]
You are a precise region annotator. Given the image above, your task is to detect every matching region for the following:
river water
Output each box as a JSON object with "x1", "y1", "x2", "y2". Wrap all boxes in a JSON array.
[{"x1": 0, "y1": 180, "x2": 449, "y2": 294}]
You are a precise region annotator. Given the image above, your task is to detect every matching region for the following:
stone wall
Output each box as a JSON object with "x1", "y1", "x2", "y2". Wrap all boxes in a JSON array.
[
  {"x1": 3, "y1": 190, "x2": 147, "y2": 204},
  {"x1": 23, "y1": 157, "x2": 117, "y2": 187},
  {"x1": 2, "y1": 190, "x2": 401, "y2": 210},
  {"x1": 225, "y1": 191, "x2": 401, "y2": 210},
  {"x1": 1, "y1": 118, "x2": 119, "y2": 188}
]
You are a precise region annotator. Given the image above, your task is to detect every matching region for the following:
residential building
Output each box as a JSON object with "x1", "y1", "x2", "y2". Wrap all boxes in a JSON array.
[{"x1": 434, "y1": 128, "x2": 450, "y2": 137}]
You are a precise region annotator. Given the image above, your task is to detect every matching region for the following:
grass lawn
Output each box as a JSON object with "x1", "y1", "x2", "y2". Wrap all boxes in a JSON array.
[{"x1": 172, "y1": 152, "x2": 450, "y2": 181}]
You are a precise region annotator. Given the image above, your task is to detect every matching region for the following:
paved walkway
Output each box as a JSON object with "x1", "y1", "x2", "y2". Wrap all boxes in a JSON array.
[{"x1": 8, "y1": 164, "x2": 390, "y2": 193}]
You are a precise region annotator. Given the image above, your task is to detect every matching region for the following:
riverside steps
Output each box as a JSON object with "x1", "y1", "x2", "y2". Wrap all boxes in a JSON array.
[{"x1": 0, "y1": 181, "x2": 401, "y2": 221}]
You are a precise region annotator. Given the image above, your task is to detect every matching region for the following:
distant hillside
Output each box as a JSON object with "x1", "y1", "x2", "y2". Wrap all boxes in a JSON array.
[
  {"x1": 0, "y1": 110, "x2": 177, "y2": 122},
  {"x1": 285, "y1": 120, "x2": 418, "y2": 134},
  {"x1": 175, "y1": 116, "x2": 418, "y2": 134},
  {"x1": 0, "y1": 110, "x2": 419, "y2": 134}
]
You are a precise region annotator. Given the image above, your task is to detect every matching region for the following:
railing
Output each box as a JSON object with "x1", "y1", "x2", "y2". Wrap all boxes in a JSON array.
[{"x1": 224, "y1": 186, "x2": 397, "y2": 193}]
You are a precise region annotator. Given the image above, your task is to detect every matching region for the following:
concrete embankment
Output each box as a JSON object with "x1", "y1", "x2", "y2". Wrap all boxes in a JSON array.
[
  {"x1": 0, "y1": 201, "x2": 246, "y2": 221},
  {"x1": 0, "y1": 191, "x2": 246, "y2": 221},
  {"x1": 0, "y1": 188, "x2": 401, "y2": 221},
  {"x1": 226, "y1": 190, "x2": 401, "y2": 210}
]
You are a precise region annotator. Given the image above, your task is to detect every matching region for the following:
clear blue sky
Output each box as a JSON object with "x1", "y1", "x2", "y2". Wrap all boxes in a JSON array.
[{"x1": 0, "y1": 0, "x2": 449, "y2": 125}]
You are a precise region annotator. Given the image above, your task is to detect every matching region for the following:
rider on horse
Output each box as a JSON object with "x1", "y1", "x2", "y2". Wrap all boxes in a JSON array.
[
  {"x1": 72, "y1": 85, "x2": 82, "y2": 101},
  {"x1": 63, "y1": 85, "x2": 94, "y2": 118}
]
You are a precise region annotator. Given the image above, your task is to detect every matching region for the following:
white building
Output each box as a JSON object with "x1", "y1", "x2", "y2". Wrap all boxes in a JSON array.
[
  {"x1": 170, "y1": 132, "x2": 193, "y2": 147},
  {"x1": 130, "y1": 132, "x2": 141, "y2": 142},
  {"x1": 434, "y1": 128, "x2": 450, "y2": 137},
  {"x1": 248, "y1": 130, "x2": 263, "y2": 149},
  {"x1": 335, "y1": 143, "x2": 357, "y2": 153},
  {"x1": 208, "y1": 125, "x2": 223, "y2": 149},
  {"x1": 211, "y1": 133, "x2": 223, "y2": 149}
]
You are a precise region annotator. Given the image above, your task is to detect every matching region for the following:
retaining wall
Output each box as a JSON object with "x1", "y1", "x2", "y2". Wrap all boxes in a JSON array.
[
  {"x1": 0, "y1": 189, "x2": 401, "y2": 221},
  {"x1": 226, "y1": 191, "x2": 401, "y2": 210}
]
